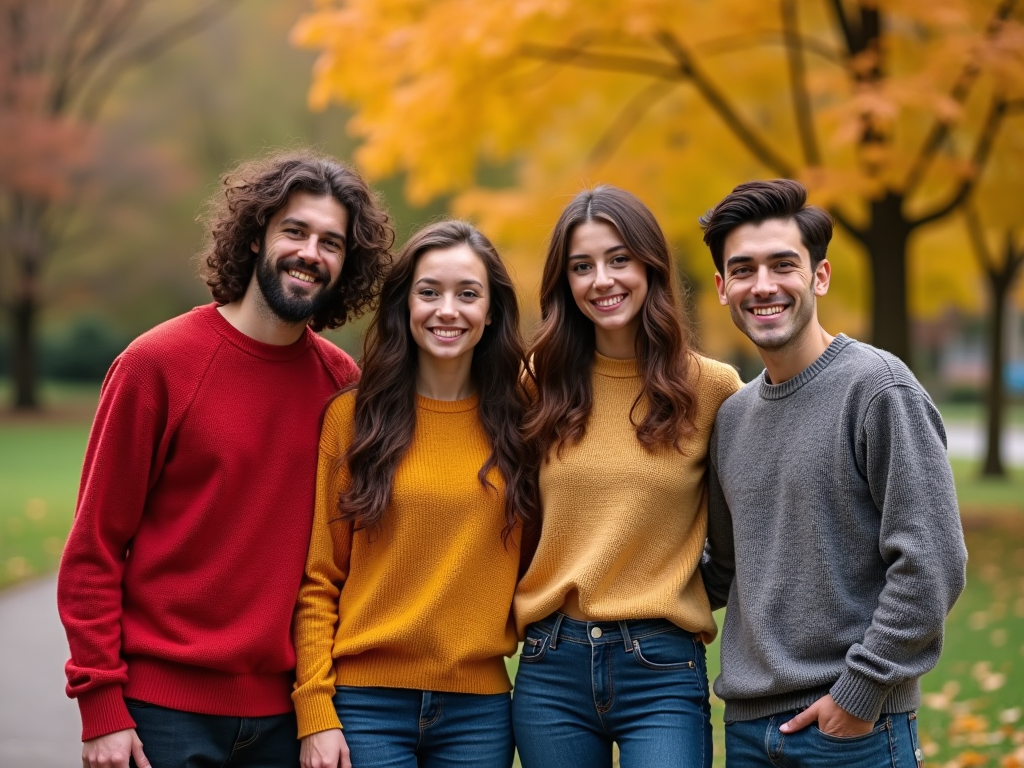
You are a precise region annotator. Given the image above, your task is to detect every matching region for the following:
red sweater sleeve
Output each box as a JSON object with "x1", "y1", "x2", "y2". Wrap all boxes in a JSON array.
[{"x1": 57, "y1": 350, "x2": 171, "y2": 740}]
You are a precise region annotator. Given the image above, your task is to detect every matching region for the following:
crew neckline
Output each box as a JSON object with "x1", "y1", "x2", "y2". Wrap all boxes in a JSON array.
[
  {"x1": 758, "y1": 334, "x2": 854, "y2": 400},
  {"x1": 199, "y1": 303, "x2": 314, "y2": 362},
  {"x1": 415, "y1": 393, "x2": 480, "y2": 413},
  {"x1": 593, "y1": 352, "x2": 639, "y2": 379}
]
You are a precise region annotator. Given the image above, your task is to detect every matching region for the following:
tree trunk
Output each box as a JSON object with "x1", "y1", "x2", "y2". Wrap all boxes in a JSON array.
[
  {"x1": 982, "y1": 271, "x2": 1006, "y2": 477},
  {"x1": 860, "y1": 192, "x2": 913, "y2": 366},
  {"x1": 11, "y1": 288, "x2": 39, "y2": 410}
]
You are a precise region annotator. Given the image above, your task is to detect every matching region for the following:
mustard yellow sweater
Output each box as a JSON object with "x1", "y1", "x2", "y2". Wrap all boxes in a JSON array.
[
  {"x1": 292, "y1": 391, "x2": 520, "y2": 738},
  {"x1": 514, "y1": 352, "x2": 742, "y2": 642}
]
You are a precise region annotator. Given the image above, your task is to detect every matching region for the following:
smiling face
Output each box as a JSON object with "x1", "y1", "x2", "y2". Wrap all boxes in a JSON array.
[
  {"x1": 715, "y1": 217, "x2": 830, "y2": 353},
  {"x1": 251, "y1": 191, "x2": 348, "y2": 324},
  {"x1": 408, "y1": 244, "x2": 492, "y2": 367},
  {"x1": 566, "y1": 219, "x2": 649, "y2": 358}
]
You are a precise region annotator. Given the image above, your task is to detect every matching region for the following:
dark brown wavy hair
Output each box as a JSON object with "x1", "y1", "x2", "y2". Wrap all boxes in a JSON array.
[
  {"x1": 337, "y1": 220, "x2": 538, "y2": 541},
  {"x1": 198, "y1": 149, "x2": 394, "y2": 330},
  {"x1": 525, "y1": 185, "x2": 698, "y2": 457}
]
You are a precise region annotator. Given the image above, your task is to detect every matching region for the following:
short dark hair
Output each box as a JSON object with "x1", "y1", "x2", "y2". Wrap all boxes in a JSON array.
[
  {"x1": 698, "y1": 179, "x2": 833, "y2": 274},
  {"x1": 198, "y1": 149, "x2": 394, "y2": 331}
]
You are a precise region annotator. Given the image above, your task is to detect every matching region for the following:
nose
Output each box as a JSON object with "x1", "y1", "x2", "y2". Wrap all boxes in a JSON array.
[
  {"x1": 751, "y1": 265, "x2": 777, "y2": 297},
  {"x1": 436, "y1": 295, "x2": 459, "y2": 320},
  {"x1": 593, "y1": 264, "x2": 615, "y2": 290},
  {"x1": 297, "y1": 235, "x2": 322, "y2": 261}
]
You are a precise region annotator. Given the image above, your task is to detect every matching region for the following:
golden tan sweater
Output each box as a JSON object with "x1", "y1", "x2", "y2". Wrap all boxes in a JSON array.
[
  {"x1": 292, "y1": 391, "x2": 520, "y2": 738},
  {"x1": 514, "y1": 352, "x2": 742, "y2": 642}
]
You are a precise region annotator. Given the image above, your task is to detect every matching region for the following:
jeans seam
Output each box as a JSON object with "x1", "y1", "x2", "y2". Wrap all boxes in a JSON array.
[
  {"x1": 231, "y1": 717, "x2": 260, "y2": 752},
  {"x1": 420, "y1": 695, "x2": 443, "y2": 730}
]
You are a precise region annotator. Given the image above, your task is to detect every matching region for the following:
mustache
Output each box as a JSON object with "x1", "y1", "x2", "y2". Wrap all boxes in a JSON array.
[{"x1": 276, "y1": 256, "x2": 330, "y2": 284}]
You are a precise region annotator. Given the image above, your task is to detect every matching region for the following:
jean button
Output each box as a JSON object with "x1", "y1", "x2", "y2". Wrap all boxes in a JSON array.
[{"x1": 590, "y1": 626, "x2": 603, "y2": 638}]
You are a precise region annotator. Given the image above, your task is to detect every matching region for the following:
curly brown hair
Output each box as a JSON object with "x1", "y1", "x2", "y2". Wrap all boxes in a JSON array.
[{"x1": 198, "y1": 149, "x2": 394, "y2": 330}]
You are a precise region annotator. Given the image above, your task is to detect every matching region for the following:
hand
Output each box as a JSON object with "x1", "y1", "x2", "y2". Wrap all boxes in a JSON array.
[
  {"x1": 779, "y1": 694, "x2": 875, "y2": 738},
  {"x1": 300, "y1": 728, "x2": 351, "y2": 768},
  {"x1": 82, "y1": 728, "x2": 149, "y2": 768}
]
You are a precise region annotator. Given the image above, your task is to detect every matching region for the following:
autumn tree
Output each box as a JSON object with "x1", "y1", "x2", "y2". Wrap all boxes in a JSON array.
[
  {"x1": 294, "y1": 0, "x2": 1024, "y2": 365},
  {"x1": 0, "y1": 0, "x2": 238, "y2": 410}
]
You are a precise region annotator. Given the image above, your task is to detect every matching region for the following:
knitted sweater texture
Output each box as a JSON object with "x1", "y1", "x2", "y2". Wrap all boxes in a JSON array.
[
  {"x1": 57, "y1": 304, "x2": 358, "y2": 741},
  {"x1": 292, "y1": 390, "x2": 520, "y2": 738},
  {"x1": 514, "y1": 352, "x2": 742, "y2": 640},
  {"x1": 702, "y1": 335, "x2": 967, "y2": 723}
]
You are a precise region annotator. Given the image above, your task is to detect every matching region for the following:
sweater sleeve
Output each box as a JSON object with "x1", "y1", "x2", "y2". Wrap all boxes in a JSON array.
[
  {"x1": 292, "y1": 402, "x2": 354, "y2": 738},
  {"x1": 701, "y1": 426, "x2": 735, "y2": 612},
  {"x1": 56, "y1": 353, "x2": 168, "y2": 741},
  {"x1": 830, "y1": 385, "x2": 968, "y2": 722}
]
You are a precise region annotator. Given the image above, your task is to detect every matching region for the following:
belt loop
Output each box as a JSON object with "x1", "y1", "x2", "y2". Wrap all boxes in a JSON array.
[
  {"x1": 549, "y1": 613, "x2": 565, "y2": 650},
  {"x1": 617, "y1": 620, "x2": 633, "y2": 653}
]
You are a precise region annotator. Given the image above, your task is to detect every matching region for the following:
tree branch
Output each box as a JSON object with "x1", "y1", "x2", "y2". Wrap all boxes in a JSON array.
[
  {"x1": 519, "y1": 43, "x2": 683, "y2": 81},
  {"x1": 586, "y1": 79, "x2": 677, "y2": 167},
  {"x1": 75, "y1": 0, "x2": 242, "y2": 121},
  {"x1": 653, "y1": 30, "x2": 795, "y2": 176},
  {"x1": 902, "y1": 0, "x2": 1017, "y2": 195},
  {"x1": 696, "y1": 29, "x2": 845, "y2": 67},
  {"x1": 781, "y1": 0, "x2": 821, "y2": 166},
  {"x1": 829, "y1": 205, "x2": 866, "y2": 243},
  {"x1": 912, "y1": 98, "x2": 1008, "y2": 228},
  {"x1": 965, "y1": 203, "x2": 996, "y2": 276}
]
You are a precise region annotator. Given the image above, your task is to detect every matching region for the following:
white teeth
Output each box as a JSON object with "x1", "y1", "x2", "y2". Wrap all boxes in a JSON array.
[
  {"x1": 752, "y1": 306, "x2": 784, "y2": 316},
  {"x1": 594, "y1": 295, "x2": 624, "y2": 307},
  {"x1": 287, "y1": 269, "x2": 316, "y2": 284},
  {"x1": 431, "y1": 328, "x2": 464, "y2": 338}
]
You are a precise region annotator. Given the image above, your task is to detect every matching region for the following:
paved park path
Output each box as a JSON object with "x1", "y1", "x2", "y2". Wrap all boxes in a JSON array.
[
  {"x1": 0, "y1": 423, "x2": 1021, "y2": 765},
  {"x1": 0, "y1": 575, "x2": 81, "y2": 766}
]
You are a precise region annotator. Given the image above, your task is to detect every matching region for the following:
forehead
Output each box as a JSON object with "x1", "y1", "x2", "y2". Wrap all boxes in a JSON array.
[
  {"x1": 569, "y1": 219, "x2": 624, "y2": 254},
  {"x1": 413, "y1": 244, "x2": 488, "y2": 283},
  {"x1": 722, "y1": 218, "x2": 808, "y2": 263},
  {"x1": 270, "y1": 190, "x2": 348, "y2": 231}
]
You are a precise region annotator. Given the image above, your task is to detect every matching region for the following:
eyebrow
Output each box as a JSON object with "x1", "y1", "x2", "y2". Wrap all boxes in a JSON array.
[
  {"x1": 414, "y1": 277, "x2": 485, "y2": 288},
  {"x1": 724, "y1": 249, "x2": 801, "y2": 269},
  {"x1": 279, "y1": 217, "x2": 347, "y2": 244},
  {"x1": 568, "y1": 244, "x2": 629, "y2": 261}
]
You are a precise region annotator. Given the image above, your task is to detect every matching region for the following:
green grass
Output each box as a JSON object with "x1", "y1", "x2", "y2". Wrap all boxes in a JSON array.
[{"x1": 0, "y1": 423, "x2": 90, "y2": 588}]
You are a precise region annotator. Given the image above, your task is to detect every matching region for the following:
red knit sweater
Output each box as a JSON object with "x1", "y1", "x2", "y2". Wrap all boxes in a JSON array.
[{"x1": 57, "y1": 304, "x2": 359, "y2": 741}]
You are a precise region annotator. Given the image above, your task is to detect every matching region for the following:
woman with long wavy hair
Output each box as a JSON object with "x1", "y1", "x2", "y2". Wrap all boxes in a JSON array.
[
  {"x1": 512, "y1": 186, "x2": 742, "y2": 768},
  {"x1": 292, "y1": 220, "x2": 537, "y2": 768}
]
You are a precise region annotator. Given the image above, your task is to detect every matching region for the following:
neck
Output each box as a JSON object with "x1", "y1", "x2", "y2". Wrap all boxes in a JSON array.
[
  {"x1": 758, "y1": 323, "x2": 834, "y2": 384},
  {"x1": 415, "y1": 352, "x2": 475, "y2": 401},
  {"x1": 218, "y1": 281, "x2": 308, "y2": 346},
  {"x1": 594, "y1": 322, "x2": 638, "y2": 360}
]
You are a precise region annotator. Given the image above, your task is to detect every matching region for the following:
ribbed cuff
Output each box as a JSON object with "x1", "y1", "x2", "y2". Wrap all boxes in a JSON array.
[
  {"x1": 830, "y1": 669, "x2": 891, "y2": 722},
  {"x1": 78, "y1": 685, "x2": 134, "y2": 742},
  {"x1": 294, "y1": 691, "x2": 342, "y2": 739}
]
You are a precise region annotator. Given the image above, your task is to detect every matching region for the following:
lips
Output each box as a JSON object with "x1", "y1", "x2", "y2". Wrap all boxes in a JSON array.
[
  {"x1": 428, "y1": 327, "x2": 466, "y2": 339},
  {"x1": 278, "y1": 257, "x2": 327, "y2": 286},
  {"x1": 591, "y1": 293, "x2": 626, "y2": 310}
]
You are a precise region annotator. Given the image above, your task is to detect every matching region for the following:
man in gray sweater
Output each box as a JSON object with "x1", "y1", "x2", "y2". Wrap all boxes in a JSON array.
[{"x1": 698, "y1": 179, "x2": 967, "y2": 767}]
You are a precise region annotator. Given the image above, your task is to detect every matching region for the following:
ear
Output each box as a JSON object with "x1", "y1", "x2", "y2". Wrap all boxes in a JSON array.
[
  {"x1": 485, "y1": 314, "x2": 492, "y2": 326},
  {"x1": 714, "y1": 273, "x2": 728, "y2": 306},
  {"x1": 813, "y1": 259, "x2": 831, "y2": 297},
  {"x1": 250, "y1": 239, "x2": 260, "y2": 254}
]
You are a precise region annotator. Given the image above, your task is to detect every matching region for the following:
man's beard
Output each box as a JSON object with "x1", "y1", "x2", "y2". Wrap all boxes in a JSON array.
[{"x1": 254, "y1": 245, "x2": 336, "y2": 325}]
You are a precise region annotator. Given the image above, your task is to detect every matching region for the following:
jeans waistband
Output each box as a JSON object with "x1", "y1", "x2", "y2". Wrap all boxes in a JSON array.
[{"x1": 527, "y1": 613, "x2": 694, "y2": 652}]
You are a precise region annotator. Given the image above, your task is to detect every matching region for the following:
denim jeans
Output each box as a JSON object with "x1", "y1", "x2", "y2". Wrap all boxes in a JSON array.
[
  {"x1": 332, "y1": 685, "x2": 514, "y2": 768},
  {"x1": 512, "y1": 613, "x2": 712, "y2": 768},
  {"x1": 125, "y1": 698, "x2": 299, "y2": 767},
  {"x1": 724, "y1": 710, "x2": 924, "y2": 768}
]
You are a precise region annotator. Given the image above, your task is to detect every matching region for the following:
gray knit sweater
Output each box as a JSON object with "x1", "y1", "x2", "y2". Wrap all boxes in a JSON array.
[{"x1": 702, "y1": 335, "x2": 967, "y2": 723}]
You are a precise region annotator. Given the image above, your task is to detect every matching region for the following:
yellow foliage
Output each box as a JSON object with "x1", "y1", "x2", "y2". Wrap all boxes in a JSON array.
[{"x1": 293, "y1": 0, "x2": 1024, "y2": 358}]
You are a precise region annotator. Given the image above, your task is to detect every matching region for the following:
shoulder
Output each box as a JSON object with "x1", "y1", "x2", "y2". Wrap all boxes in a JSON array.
[
  {"x1": 115, "y1": 306, "x2": 222, "y2": 379},
  {"x1": 838, "y1": 338, "x2": 918, "y2": 386},
  {"x1": 320, "y1": 389, "x2": 358, "y2": 455},
  {"x1": 308, "y1": 334, "x2": 360, "y2": 388},
  {"x1": 689, "y1": 354, "x2": 743, "y2": 398}
]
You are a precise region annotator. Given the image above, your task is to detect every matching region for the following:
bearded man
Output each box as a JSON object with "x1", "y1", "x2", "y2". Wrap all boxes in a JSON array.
[{"x1": 58, "y1": 150, "x2": 393, "y2": 768}]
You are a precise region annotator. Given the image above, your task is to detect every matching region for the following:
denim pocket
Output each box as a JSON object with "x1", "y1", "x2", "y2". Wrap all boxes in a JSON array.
[
  {"x1": 810, "y1": 720, "x2": 888, "y2": 743},
  {"x1": 519, "y1": 634, "x2": 550, "y2": 663},
  {"x1": 630, "y1": 631, "x2": 698, "y2": 671}
]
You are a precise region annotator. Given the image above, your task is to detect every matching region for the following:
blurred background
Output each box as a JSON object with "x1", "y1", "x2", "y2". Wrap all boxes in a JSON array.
[{"x1": 1, "y1": 1, "x2": 1022, "y2": 766}]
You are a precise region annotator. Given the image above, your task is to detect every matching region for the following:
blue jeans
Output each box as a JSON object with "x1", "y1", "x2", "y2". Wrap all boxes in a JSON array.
[
  {"x1": 512, "y1": 614, "x2": 712, "y2": 768},
  {"x1": 125, "y1": 699, "x2": 299, "y2": 767},
  {"x1": 724, "y1": 711, "x2": 924, "y2": 768},
  {"x1": 332, "y1": 686, "x2": 514, "y2": 768}
]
